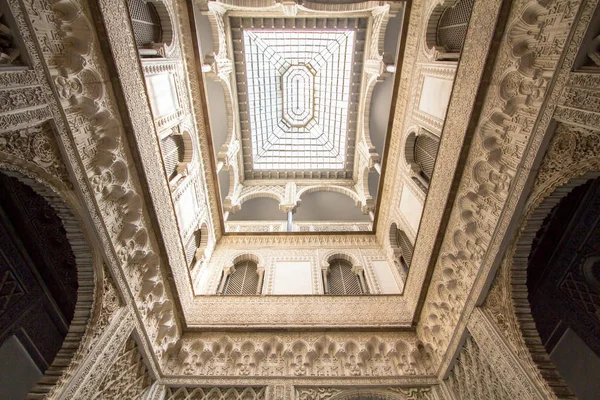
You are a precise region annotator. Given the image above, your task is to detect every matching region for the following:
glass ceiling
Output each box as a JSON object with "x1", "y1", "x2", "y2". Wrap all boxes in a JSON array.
[{"x1": 243, "y1": 30, "x2": 355, "y2": 170}]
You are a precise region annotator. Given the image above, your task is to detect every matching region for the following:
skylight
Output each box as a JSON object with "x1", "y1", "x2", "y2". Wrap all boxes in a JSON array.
[{"x1": 243, "y1": 30, "x2": 355, "y2": 170}]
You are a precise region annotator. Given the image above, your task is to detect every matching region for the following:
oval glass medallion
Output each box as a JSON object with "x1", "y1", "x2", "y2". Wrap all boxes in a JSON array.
[{"x1": 282, "y1": 65, "x2": 314, "y2": 127}]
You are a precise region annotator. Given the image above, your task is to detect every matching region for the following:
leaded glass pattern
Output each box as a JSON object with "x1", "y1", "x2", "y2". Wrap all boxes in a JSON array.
[
  {"x1": 231, "y1": 17, "x2": 366, "y2": 179},
  {"x1": 243, "y1": 30, "x2": 354, "y2": 171}
]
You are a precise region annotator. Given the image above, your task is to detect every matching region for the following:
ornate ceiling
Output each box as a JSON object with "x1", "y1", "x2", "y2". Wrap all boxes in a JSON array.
[{"x1": 235, "y1": 23, "x2": 364, "y2": 178}]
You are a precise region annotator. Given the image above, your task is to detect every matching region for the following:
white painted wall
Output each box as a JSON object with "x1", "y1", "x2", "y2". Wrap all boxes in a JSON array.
[
  {"x1": 371, "y1": 260, "x2": 401, "y2": 294},
  {"x1": 272, "y1": 261, "x2": 313, "y2": 295},
  {"x1": 146, "y1": 73, "x2": 178, "y2": 118},
  {"x1": 418, "y1": 76, "x2": 452, "y2": 120},
  {"x1": 176, "y1": 184, "x2": 198, "y2": 232},
  {"x1": 399, "y1": 186, "x2": 424, "y2": 233}
]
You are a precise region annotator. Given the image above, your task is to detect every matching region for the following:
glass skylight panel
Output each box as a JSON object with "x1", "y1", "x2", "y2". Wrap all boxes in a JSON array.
[{"x1": 243, "y1": 30, "x2": 354, "y2": 170}]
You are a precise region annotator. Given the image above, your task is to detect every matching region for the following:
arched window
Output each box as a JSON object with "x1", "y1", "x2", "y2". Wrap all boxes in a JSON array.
[
  {"x1": 160, "y1": 134, "x2": 184, "y2": 181},
  {"x1": 327, "y1": 259, "x2": 364, "y2": 295},
  {"x1": 222, "y1": 260, "x2": 260, "y2": 295},
  {"x1": 126, "y1": 0, "x2": 175, "y2": 58},
  {"x1": 390, "y1": 224, "x2": 414, "y2": 274},
  {"x1": 414, "y1": 134, "x2": 439, "y2": 185},
  {"x1": 185, "y1": 229, "x2": 202, "y2": 266},
  {"x1": 397, "y1": 230, "x2": 414, "y2": 271},
  {"x1": 185, "y1": 224, "x2": 209, "y2": 269},
  {"x1": 425, "y1": 0, "x2": 474, "y2": 60},
  {"x1": 437, "y1": 0, "x2": 473, "y2": 53},
  {"x1": 405, "y1": 130, "x2": 440, "y2": 193},
  {"x1": 127, "y1": 0, "x2": 162, "y2": 48}
]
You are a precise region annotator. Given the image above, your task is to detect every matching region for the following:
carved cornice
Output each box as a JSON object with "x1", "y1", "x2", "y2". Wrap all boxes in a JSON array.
[
  {"x1": 417, "y1": 0, "x2": 592, "y2": 373},
  {"x1": 164, "y1": 332, "x2": 433, "y2": 379}
]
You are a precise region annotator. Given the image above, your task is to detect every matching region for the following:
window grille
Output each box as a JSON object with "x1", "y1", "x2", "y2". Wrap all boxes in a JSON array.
[
  {"x1": 414, "y1": 134, "x2": 440, "y2": 183},
  {"x1": 437, "y1": 0, "x2": 474, "y2": 53},
  {"x1": 160, "y1": 134, "x2": 184, "y2": 180},
  {"x1": 397, "y1": 230, "x2": 414, "y2": 267},
  {"x1": 328, "y1": 259, "x2": 363, "y2": 295},
  {"x1": 412, "y1": 176, "x2": 428, "y2": 193},
  {"x1": 184, "y1": 230, "x2": 202, "y2": 266},
  {"x1": 224, "y1": 261, "x2": 259, "y2": 295},
  {"x1": 127, "y1": 0, "x2": 162, "y2": 47}
]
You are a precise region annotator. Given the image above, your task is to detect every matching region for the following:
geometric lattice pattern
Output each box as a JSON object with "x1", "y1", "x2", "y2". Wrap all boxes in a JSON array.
[
  {"x1": 446, "y1": 336, "x2": 511, "y2": 400},
  {"x1": 561, "y1": 268, "x2": 600, "y2": 318},
  {"x1": 397, "y1": 230, "x2": 414, "y2": 267},
  {"x1": 243, "y1": 30, "x2": 354, "y2": 171},
  {"x1": 166, "y1": 387, "x2": 266, "y2": 400},
  {"x1": 0, "y1": 269, "x2": 24, "y2": 315},
  {"x1": 126, "y1": 0, "x2": 162, "y2": 47},
  {"x1": 414, "y1": 134, "x2": 439, "y2": 182},
  {"x1": 328, "y1": 259, "x2": 362, "y2": 295},
  {"x1": 224, "y1": 261, "x2": 259, "y2": 295},
  {"x1": 437, "y1": 0, "x2": 473, "y2": 52},
  {"x1": 93, "y1": 336, "x2": 152, "y2": 399}
]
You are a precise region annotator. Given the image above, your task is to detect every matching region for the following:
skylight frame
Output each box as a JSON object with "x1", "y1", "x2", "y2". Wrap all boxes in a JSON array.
[
  {"x1": 243, "y1": 29, "x2": 355, "y2": 172},
  {"x1": 231, "y1": 17, "x2": 366, "y2": 180}
]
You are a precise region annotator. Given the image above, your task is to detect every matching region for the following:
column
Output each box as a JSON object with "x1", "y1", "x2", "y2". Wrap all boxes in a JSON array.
[
  {"x1": 353, "y1": 265, "x2": 369, "y2": 294},
  {"x1": 287, "y1": 210, "x2": 293, "y2": 232},
  {"x1": 217, "y1": 266, "x2": 233, "y2": 294},
  {"x1": 373, "y1": 162, "x2": 382, "y2": 175},
  {"x1": 256, "y1": 266, "x2": 265, "y2": 295},
  {"x1": 321, "y1": 266, "x2": 330, "y2": 294}
]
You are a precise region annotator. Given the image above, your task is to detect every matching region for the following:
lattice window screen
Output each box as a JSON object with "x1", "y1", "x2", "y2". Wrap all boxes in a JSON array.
[
  {"x1": 161, "y1": 134, "x2": 184, "y2": 180},
  {"x1": 397, "y1": 230, "x2": 414, "y2": 267},
  {"x1": 328, "y1": 260, "x2": 363, "y2": 295},
  {"x1": 127, "y1": 0, "x2": 162, "y2": 47},
  {"x1": 224, "y1": 261, "x2": 259, "y2": 295},
  {"x1": 437, "y1": 0, "x2": 474, "y2": 53},
  {"x1": 184, "y1": 230, "x2": 202, "y2": 266},
  {"x1": 414, "y1": 134, "x2": 440, "y2": 183},
  {"x1": 412, "y1": 176, "x2": 428, "y2": 193}
]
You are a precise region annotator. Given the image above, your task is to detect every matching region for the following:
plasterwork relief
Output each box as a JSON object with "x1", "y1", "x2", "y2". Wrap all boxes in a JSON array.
[
  {"x1": 8, "y1": 0, "x2": 184, "y2": 369},
  {"x1": 165, "y1": 333, "x2": 433, "y2": 379},
  {"x1": 467, "y1": 308, "x2": 548, "y2": 399},
  {"x1": 95, "y1": 0, "x2": 197, "y2": 322},
  {"x1": 417, "y1": 0, "x2": 596, "y2": 375},
  {"x1": 445, "y1": 335, "x2": 512, "y2": 400},
  {"x1": 479, "y1": 119, "x2": 600, "y2": 399},
  {"x1": 296, "y1": 387, "x2": 433, "y2": 400},
  {"x1": 166, "y1": 386, "x2": 266, "y2": 400},
  {"x1": 0, "y1": 121, "x2": 71, "y2": 184},
  {"x1": 92, "y1": 334, "x2": 153, "y2": 399}
]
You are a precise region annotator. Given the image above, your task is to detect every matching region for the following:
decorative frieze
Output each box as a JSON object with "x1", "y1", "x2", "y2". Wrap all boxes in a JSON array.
[
  {"x1": 0, "y1": 121, "x2": 70, "y2": 184},
  {"x1": 166, "y1": 333, "x2": 433, "y2": 378}
]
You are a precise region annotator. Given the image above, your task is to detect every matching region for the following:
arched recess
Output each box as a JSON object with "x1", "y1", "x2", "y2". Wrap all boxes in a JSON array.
[
  {"x1": 507, "y1": 174, "x2": 600, "y2": 399},
  {"x1": 184, "y1": 222, "x2": 209, "y2": 269},
  {"x1": 328, "y1": 388, "x2": 414, "y2": 400},
  {"x1": 220, "y1": 258, "x2": 261, "y2": 296},
  {"x1": 389, "y1": 223, "x2": 414, "y2": 274},
  {"x1": 0, "y1": 166, "x2": 102, "y2": 398},
  {"x1": 297, "y1": 185, "x2": 363, "y2": 209},
  {"x1": 321, "y1": 252, "x2": 368, "y2": 295},
  {"x1": 161, "y1": 132, "x2": 192, "y2": 187},
  {"x1": 424, "y1": 0, "x2": 474, "y2": 60},
  {"x1": 498, "y1": 123, "x2": 600, "y2": 399},
  {"x1": 404, "y1": 129, "x2": 440, "y2": 194},
  {"x1": 126, "y1": 0, "x2": 176, "y2": 58}
]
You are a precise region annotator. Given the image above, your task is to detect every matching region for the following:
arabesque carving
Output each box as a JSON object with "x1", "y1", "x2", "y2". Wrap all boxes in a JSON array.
[
  {"x1": 417, "y1": 0, "x2": 589, "y2": 364},
  {"x1": 166, "y1": 334, "x2": 433, "y2": 378}
]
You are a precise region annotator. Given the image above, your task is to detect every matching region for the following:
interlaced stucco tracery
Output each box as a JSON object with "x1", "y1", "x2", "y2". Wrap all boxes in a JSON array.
[{"x1": 2, "y1": 0, "x2": 600, "y2": 397}]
